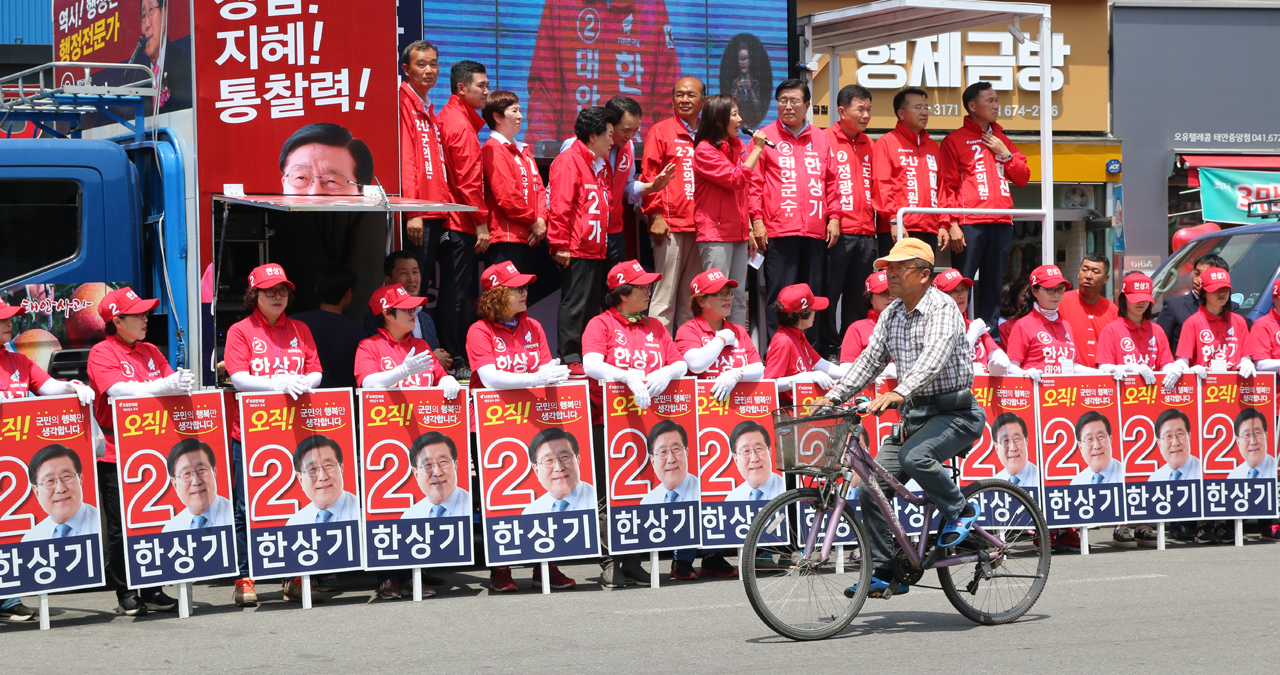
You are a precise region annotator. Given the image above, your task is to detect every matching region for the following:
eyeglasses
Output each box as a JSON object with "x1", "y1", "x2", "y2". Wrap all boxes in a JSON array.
[
  {"x1": 534, "y1": 453, "x2": 576, "y2": 469},
  {"x1": 415, "y1": 458, "x2": 455, "y2": 473},
  {"x1": 651, "y1": 446, "x2": 687, "y2": 460},
  {"x1": 176, "y1": 465, "x2": 213, "y2": 483},
  {"x1": 777, "y1": 98, "x2": 807, "y2": 109},
  {"x1": 283, "y1": 171, "x2": 358, "y2": 193},
  {"x1": 997, "y1": 437, "x2": 1027, "y2": 449},
  {"x1": 885, "y1": 264, "x2": 929, "y2": 278},
  {"x1": 1037, "y1": 286, "x2": 1067, "y2": 296},
  {"x1": 1238, "y1": 430, "x2": 1266, "y2": 443},
  {"x1": 905, "y1": 104, "x2": 929, "y2": 112},
  {"x1": 734, "y1": 446, "x2": 770, "y2": 459},
  {"x1": 300, "y1": 462, "x2": 341, "y2": 479},
  {"x1": 259, "y1": 287, "x2": 289, "y2": 299},
  {"x1": 1079, "y1": 434, "x2": 1110, "y2": 448},
  {"x1": 712, "y1": 288, "x2": 734, "y2": 299},
  {"x1": 35, "y1": 473, "x2": 79, "y2": 491},
  {"x1": 1159, "y1": 430, "x2": 1189, "y2": 444}
]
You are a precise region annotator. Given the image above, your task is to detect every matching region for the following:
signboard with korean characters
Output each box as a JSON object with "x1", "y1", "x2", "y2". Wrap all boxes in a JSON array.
[
  {"x1": 1119, "y1": 374, "x2": 1204, "y2": 522},
  {"x1": 1039, "y1": 375, "x2": 1127, "y2": 528},
  {"x1": 1199, "y1": 373, "x2": 1277, "y2": 519}
]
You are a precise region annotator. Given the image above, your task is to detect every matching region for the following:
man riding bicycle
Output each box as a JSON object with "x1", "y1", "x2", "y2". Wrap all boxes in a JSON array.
[{"x1": 814, "y1": 238, "x2": 986, "y2": 598}]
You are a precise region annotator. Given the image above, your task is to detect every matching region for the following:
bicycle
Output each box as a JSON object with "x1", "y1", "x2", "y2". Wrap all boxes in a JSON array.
[{"x1": 741, "y1": 403, "x2": 1051, "y2": 641}]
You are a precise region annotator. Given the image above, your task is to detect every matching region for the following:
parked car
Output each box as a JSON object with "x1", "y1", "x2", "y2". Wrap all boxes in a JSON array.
[{"x1": 1151, "y1": 222, "x2": 1280, "y2": 323}]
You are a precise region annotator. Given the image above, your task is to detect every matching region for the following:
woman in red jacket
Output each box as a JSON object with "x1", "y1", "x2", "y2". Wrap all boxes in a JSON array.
[
  {"x1": 1005, "y1": 265, "x2": 1110, "y2": 381},
  {"x1": 764, "y1": 283, "x2": 848, "y2": 405},
  {"x1": 692, "y1": 94, "x2": 768, "y2": 327},
  {"x1": 481, "y1": 91, "x2": 547, "y2": 272}
]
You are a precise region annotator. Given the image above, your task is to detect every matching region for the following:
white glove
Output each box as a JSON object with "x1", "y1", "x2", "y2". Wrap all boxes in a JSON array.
[
  {"x1": 271, "y1": 373, "x2": 306, "y2": 400},
  {"x1": 68, "y1": 380, "x2": 95, "y2": 406},
  {"x1": 1101, "y1": 364, "x2": 1126, "y2": 382},
  {"x1": 711, "y1": 368, "x2": 743, "y2": 401},
  {"x1": 646, "y1": 367, "x2": 676, "y2": 398},
  {"x1": 966, "y1": 319, "x2": 988, "y2": 349},
  {"x1": 986, "y1": 350, "x2": 1010, "y2": 377},
  {"x1": 1134, "y1": 363, "x2": 1157, "y2": 386},
  {"x1": 623, "y1": 371, "x2": 651, "y2": 409},
  {"x1": 881, "y1": 362, "x2": 898, "y2": 380},
  {"x1": 400, "y1": 347, "x2": 433, "y2": 377},
  {"x1": 715, "y1": 329, "x2": 737, "y2": 347},
  {"x1": 1161, "y1": 369, "x2": 1181, "y2": 391},
  {"x1": 439, "y1": 375, "x2": 461, "y2": 399},
  {"x1": 802, "y1": 370, "x2": 834, "y2": 390},
  {"x1": 156, "y1": 370, "x2": 194, "y2": 396},
  {"x1": 1239, "y1": 357, "x2": 1257, "y2": 379},
  {"x1": 1022, "y1": 367, "x2": 1043, "y2": 383},
  {"x1": 176, "y1": 368, "x2": 196, "y2": 392},
  {"x1": 972, "y1": 362, "x2": 986, "y2": 376},
  {"x1": 532, "y1": 359, "x2": 571, "y2": 387},
  {"x1": 1188, "y1": 365, "x2": 1209, "y2": 380}
]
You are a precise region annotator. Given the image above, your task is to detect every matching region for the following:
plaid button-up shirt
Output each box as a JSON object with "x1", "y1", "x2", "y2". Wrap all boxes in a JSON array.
[{"x1": 827, "y1": 285, "x2": 973, "y2": 404}]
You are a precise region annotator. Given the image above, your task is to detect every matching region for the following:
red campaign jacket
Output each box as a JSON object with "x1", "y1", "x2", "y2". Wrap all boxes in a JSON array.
[
  {"x1": 693, "y1": 137, "x2": 752, "y2": 242},
  {"x1": 525, "y1": 0, "x2": 681, "y2": 146},
  {"x1": 871, "y1": 122, "x2": 943, "y2": 234},
  {"x1": 640, "y1": 115, "x2": 697, "y2": 233},
  {"x1": 547, "y1": 140, "x2": 610, "y2": 259},
  {"x1": 747, "y1": 120, "x2": 842, "y2": 239},
  {"x1": 606, "y1": 140, "x2": 635, "y2": 235},
  {"x1": 398, "y1": 81, "x2": 452, "y2": 220},
  {"x1": 482, "y1": 134, "x2": 547, "y2": 244},
  {"x1": 939, "y1": 117, "x2": 1031, "y2": 226},
  {"x1": 437, "y1": 94, "x2": 490, "y2": 234},
  {"x1": 825, "y1": 124, "x2": 875, "y2": 236}
]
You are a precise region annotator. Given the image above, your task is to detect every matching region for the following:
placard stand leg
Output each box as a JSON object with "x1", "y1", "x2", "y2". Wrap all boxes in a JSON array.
[
  {"x1": 1235, "y1": 520, "x2": 1244, "y2": 547},
  {"x1": 737, "y1": 546, "x2": 744, "y2": 573},
  {"x1": 38, "y1": 593, "x2": 49, "y2": 631},
  {"x1": 301, "y1": 574, "x2": 312, "y2": 609},
  {"x1": 650, "y1": 551, "x2": 659, "y2": 589},
  {"x1": 1157, "y1": 522, "x2": 1166, "y2": 551},
  {"x1": 835, "y1": 545, "x2": 844, "y2": 574},
  {"x1": 413, "y1": 568, "x2": 423, "y2": 602},
  {"x1": 540, "y1": 562, "x2": 551, "y2": 595},
  {"x1": 1079, "y1": 527, "x2": 1089, "y2": 555},
  {"x1": 178, "y1": 582, "x2": 191, "y2": 619}
]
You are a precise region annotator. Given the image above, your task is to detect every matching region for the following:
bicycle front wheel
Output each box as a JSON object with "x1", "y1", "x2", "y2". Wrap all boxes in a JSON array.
[
  {"x1": 937, "y1": 479, "x2": 1051, "y2": 625},
  {"x1": 741, "y1": 487, "x2": 871, "y2": 641}
]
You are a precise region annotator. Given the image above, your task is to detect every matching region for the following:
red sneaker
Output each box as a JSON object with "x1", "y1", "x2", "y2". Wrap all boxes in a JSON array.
[
  {"x1": 489, "y1": 566, "x2": 518, "y2": 593},
  {"x1": 233, "y1": 578, "x2": 257, "y2": 606},
  {"x1": 1261, "y1": 524, "x2": 1280, "y2": 541},
  {"x1": 1055, "y1": 528, "x2": 1082, "y2": 552},
  {"x1": 533, "y1": 562, "x2": 577, "y2": 589}
]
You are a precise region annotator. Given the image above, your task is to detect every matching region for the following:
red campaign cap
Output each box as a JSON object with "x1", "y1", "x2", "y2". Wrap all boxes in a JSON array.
[
  {"x1": 248, "y1": 263, "x2": 294, "y2": 290},
  {"x1": 98, "y1": 287, "x2": 160, "y2": 322},
  {"x1": 1271, "y1": 276, "x2": 1280, "y2": 297},
  {"x1": 480, "y1": 261, "x2": 537, "y2": 291},
  {"x1": 608, "y1": 260, "x2": 662, "y2": 290},
  {"x1": 1200, "y1": 267, "x2": 1232, "y2": 293},
  {"x1": 932, "y1": 268, "x2": 973, "y2": 292},
  {"x1": 1121, "y1": 273, "x2": 1155, "y2": 304},
  {"x1": 865, "y1": 271, "x2": 888, "y2": 294},
  {"x1": 368, "y1": 284, "x2": 428, "y2": 315},
  {"x1": 0, "y1": 303, "x2": 26, "y2": 321},
  {"x1": 690, "y1": 269, "x2": 738, "y2": 296},
  {"x1": 777, "y1": 283, "x2": 829, "y2": 312},
  {"x1": 1029, "y1": 265, "x2": 1072, "y2": 289}
]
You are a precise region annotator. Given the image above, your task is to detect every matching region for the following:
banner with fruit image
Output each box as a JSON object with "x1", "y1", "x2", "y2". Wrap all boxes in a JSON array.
[{"x1": 1, "y1": 283, "x2": 126, "y2": 371}]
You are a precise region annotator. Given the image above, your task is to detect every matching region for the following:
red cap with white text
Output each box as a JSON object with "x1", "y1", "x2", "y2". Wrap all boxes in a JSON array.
[
  {"x1": 248, "y1": 263, "x2": 294, "y2": 290},
  {"x1": 1029, "y1": 265, "x2": 1072, "y2": 289},
  {"x1": 368, "y1": 284, "x2": 428, "y2": 315},
  {"x1": 608, "y1": 260, "x2": 663, "y2": 289},
  {"x1": 98, "y1": 287, "x2": 160, "y2": 321},
  {"x1": 1199, "y1": 267, "x2": 1231, "y2": 293},
  {"x1": 777, "y1": 283, "x2": 829, "y2": 312},
  {"x1": 1121, "y1": 273, "x2": 1155, "y2": 304}
]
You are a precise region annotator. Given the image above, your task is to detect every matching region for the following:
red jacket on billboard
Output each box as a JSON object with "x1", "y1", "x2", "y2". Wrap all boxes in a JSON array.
[
  {"x1": 692, "y1": 137, "x2": 752, "y2": 242},
  {"x1": 526, "y1": 0, "x2": 681, "y2": 146},
  {"x1": 547, "y1": 140, "x2": 610, "y2": 259},
  {"x1": 482, "y1": 134, "x2": 547, "y2": 244},
  {"x1": 398, "y1": 81, "x2": 452, "y2": 220},
  {"x1": 438, "y1": 94, "x2": 490, "y2": 234},
  {"x1": 640, "y1": 115, "x2": 697, "y2": 233},
  {"x1": 939, "y1": 118, "x2": 1031, "y2": 226},
  {"x1": 747, "y1": 120, "x2": 841, "y2": 239},
  {"x1": 871, "y1": 122, "x2": 943, "y2": 234},
  {"x1": 824, "y1": 124, "x2": 875, "y2": 236}
]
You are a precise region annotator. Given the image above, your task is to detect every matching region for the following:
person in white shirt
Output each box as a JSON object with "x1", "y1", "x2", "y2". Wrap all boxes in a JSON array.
[
  {"x1": 724, "y1": 421, "x2": 785, "y2": 501},
  {"x1": 285, "y1": 435, "x2": 360, "y2": 525},
  {"x1": 1069, "y1": 412, "x2": 1124, "y2": 485},
  {"x1": 22, "y1": 444, "x2": 100, "y2": 541},
  {"x1": 639, "y1": 420, "x2": 700, "y2": 504},
  {"x1": 402, "y1": 432, "x2": 471, "y2": 518},
  {"x1": 1150, "y1": 409, "x2": 1201, "y2": 481},
  {"x1": 162, "y1": 439, "x2": 234, "y2": 532},
  {"x1": 523, "y1": 428, "x2": 595, "y2": 513},
  {"x1": 1226, "y1": 409, "x2": 1277, "y2": 479},
  {"x1": 992, "y1": 413, "x2": 1039, "y2": 487}
]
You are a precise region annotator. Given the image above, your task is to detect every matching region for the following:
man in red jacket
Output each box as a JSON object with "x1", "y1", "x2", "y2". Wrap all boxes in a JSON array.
[
  {"x1": 642, "y1": 76, "x2": 706, "y2": 332},
  {"x1": 436, "y1": 59, "x2": 492, "y2": 380},
  {"x1": 818, "y1": 84, "x2": 877, "y2": 361},
  {"x1": 871, "y1": 87, "x2": 946, "y2": 251},
  {"x1": 749, "y1": 78, "x2": 841, "y2": 344},
  {"x1": 940, "y1": 81, "x2": 1032, "y2": 333},
  {"x1": 550, "y1": 107, "x2": 614, "y2": 367},
  {"x1": 1058, "y1": 253, "x2": 1117, "y2": 368}
]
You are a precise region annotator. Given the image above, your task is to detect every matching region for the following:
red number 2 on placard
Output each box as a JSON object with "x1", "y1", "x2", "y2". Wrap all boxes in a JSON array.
[
  {"x1": 124, "y1": 449, "x2": 175, "y2": 528},
  {"x1": 482, "y1": 440, "x2": 535, "y2": 511},
  {"x1": 365, "y1": 440, "x2": 415, "y2": 514},
  {"x1": 0, "y1": 460, "x2": 37, "y2": 537},
  {"x1": 1042, "y1": 417, "x2": 1081, "y2": 480},
  {"x1": 249, "y1": 445, "x2": 299, "y2": 522},
  {"x1": 608, "y1": 430, "x2": 652, "y2": 500},
  {"x1": 699, "y1": 427, "x2": 736, "y2": 496},
  {"x1": 1123, "y1": 415, "x2": 1160, "y2": 477}
]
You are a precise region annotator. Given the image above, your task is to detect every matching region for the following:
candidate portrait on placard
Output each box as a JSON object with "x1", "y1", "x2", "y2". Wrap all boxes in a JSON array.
[
  {"x1": 522, "y1": 428, "x2": 594, "y2": 514},
  {"x1": 1150, "y1": 409, "x2": 1201, "y2": 481},
  {"x1": 162, "y1": 438, "x2": 234, "y2": 532},
  {"x1": 638, "y1": 420, "x2": 699, "y2": 505},
  {"x1": 992, "y1": 412, "x2": 1039, "y2": 487},
  {"x1": 402, "y1": 431, "x2": 471, "y2": 518},
  {"x1": 285, "y1": 434, "x2": 361, "y2": 525},
  {"x1": 1069, "y1": 411, "x2": 1123, "y2": 485},
  {"x1": 1226, "y1": 408, "x2": 1277, "y2": 479},
  {"x1": 278, "y1": 123, "x2": 374, "y2": 196},
  {"x1": 725, "y1": 421, "x2": 784, "y2": 502},
  {"x1": 22, "y1": 444, "x2": 100, "y2": 542}
]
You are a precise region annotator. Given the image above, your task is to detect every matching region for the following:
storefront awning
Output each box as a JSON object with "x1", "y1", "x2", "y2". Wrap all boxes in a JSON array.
[{"x1": 1181, "y1": 154, "x2": 1280, "y2": 187}]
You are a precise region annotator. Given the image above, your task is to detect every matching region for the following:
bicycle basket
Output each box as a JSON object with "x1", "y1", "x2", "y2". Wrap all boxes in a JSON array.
[{"x1": 771, "y1": 406, "x2": 859, "y2": 477}]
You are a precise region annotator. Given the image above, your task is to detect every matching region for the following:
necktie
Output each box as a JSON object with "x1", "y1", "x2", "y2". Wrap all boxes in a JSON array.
[
  {"x1": 191, "y1": 514, "x2": 209, "y2": 529},
  {"x1": 749, "y1": 488, "x2": 764, "y2": 501},
  {"x1": 1170, "y1": 469, "x2": 1182, "y2": 482},
  {"x1": 1091, "y1": 473, "x2": 1104, "y2": 485},
  {"x1": 553, "y1": 499, "x2": 570, "y2": 512},
  {"x1": 316, "y1": 509, "x2": 335, "y2": 523},
  {"x1": 663, "y1": 490, "x2": 679, "y2": 503},
  {"x1": 429, "y1": 504, "x2": 445, "y2": 518},
  {"x1": 1008, "y1": 476, "x2": 1020, "y2": 486},
  {"x1": 1248, "y1": 467, "x2": 1260, "y2": 479},
  {"x1": 53, "y1": 523, "x2": 72, "y2": 538}
]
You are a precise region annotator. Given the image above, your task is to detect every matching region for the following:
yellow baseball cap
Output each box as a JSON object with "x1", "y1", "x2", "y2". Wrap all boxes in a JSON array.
[{"x1": 874, "y1": 237, "x2": 935, "y2": 269}]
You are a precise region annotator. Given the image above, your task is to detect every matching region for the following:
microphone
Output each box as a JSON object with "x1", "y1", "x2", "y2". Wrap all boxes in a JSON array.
[{"x1": 740, "y1": 125, "x2": 776, "y2": 149}]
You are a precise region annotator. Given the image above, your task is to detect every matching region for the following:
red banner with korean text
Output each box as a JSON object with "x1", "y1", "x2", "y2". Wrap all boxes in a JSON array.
[
  {"x1": 1039, "y1": 375, "x2": 1126, "y2": 528},
  {"x1": 1200, "y1": 373, "x2": 1277, "y2": 519},
  {"x1": 962, "y1": 376, "x2": 1040, "y2": 500},
  {"x1": 696, "y1": 380, "x2": 785, "y2": 547},
  {"x1": 1119, "y1": 374, "x2": 1203, "y2": 522},
  {"x1": 359, "y1": 387, "x2": 472, "y2": 569}
]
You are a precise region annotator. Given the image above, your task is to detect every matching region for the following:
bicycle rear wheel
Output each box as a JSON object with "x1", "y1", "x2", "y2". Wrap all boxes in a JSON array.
[
  {"x1": 937, "y1": 479, "x2": 1051, "y2": 625},
  {"x1": 741, "y1": 487, "x2": 871, "y2": 641}
]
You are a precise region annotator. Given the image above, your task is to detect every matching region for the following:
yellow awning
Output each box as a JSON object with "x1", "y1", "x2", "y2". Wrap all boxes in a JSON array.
[{"x1": 1020, "y1": 142, "x2": 1121, "y2": 183}]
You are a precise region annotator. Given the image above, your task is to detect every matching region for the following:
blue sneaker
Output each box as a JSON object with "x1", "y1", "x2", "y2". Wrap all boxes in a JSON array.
[
  {"x1": 843, "y1": 576, "x2": 909, "y2": 599},
  {"x1": 939, "y1": 501, "x2": 982, "y2": 548}
]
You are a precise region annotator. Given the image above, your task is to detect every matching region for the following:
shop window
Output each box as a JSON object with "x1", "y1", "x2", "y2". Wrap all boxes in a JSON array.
[{"x1": 0, "y1": 180, "x2": 81, "y2": 286}]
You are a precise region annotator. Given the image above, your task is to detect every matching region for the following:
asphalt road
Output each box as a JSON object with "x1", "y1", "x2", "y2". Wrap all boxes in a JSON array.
[{"x1": 6, "y1": 530, "x2": 1278, "y2": 674}]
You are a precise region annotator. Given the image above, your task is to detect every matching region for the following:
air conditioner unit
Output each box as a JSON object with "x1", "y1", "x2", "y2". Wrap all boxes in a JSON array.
[{"x1": 1056, "y1": 185, "x2": 1096, "y2": 211}]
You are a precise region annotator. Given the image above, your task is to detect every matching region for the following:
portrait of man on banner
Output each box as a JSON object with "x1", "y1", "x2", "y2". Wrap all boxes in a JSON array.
[
  {"x1": 162, "y1": 439, "x2": 234, "y2": 532},
  {"x1": 523, "y1": 428, "x2": 595, "y2": 514},
  {"x1": 402, "y1": 431, "x2": 471, "y2": 518},
  {"x1": 22, "y1": 444, "x2": 100, "y2": 542},
  {"x1": 638, "y1": 419, "x2": 699, "y2": 504},
  {"x1": 724, "y1": 420, "x2": 784, "y2": 502},
  {"x1": 285, "y1": 434, "x2": 360, "y2": 525}
]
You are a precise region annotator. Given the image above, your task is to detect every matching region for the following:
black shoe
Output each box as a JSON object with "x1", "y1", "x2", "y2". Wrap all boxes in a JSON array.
[
  {"x1": 700, "y1": 553, "x2": 738, "y2": 578},
  {"x1": 1174, "y1": 522, "x2": 1197, "y2": 542},
  {"x1": 600, "y1": 562, "x2": 629, "y2": 588},
  {"x1": 670, "y1": 559, "x2": 697, "y2": 580},
  {"x1": 620, "y1": 561, "x2": 650, "y2": 584},
  {"x1": 142, "y1": 589, "x2": 179, "y2": 612},
  {"x1": 1212, "y1": 521, "x2": 1234, "y2": 545},
  {"x1": 0, "y1": 602, "x2": 35, "y2": 622},
  {"x1": 422, "y1": 572, "x2": 446, "y2": 586},
  {"x1": 117, "y1": 594, "x2": 148, "y2": 616},
  {"x1": 1194, "y1": 523, "x2": 1217, "y2": 545}
]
